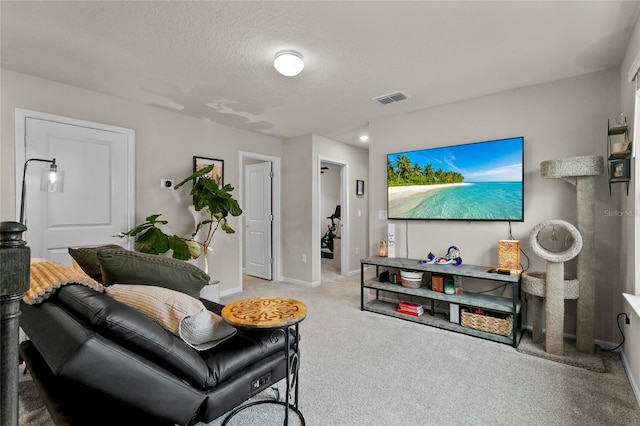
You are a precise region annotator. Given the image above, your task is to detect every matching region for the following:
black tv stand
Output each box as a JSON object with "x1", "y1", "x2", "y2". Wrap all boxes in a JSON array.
[{"x1": 360, "y1": 256, "x2": 522, "y2": 347}]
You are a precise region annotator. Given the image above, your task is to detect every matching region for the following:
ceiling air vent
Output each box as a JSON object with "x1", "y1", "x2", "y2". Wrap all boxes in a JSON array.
[{"x1": 372, "y1": 91, "x2": 410, "y2": 105}]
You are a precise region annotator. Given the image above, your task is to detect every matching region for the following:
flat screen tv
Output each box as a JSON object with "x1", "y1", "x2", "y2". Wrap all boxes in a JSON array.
[{"x1": 387, "y1": 137, "x2": 524, "y2": 221}]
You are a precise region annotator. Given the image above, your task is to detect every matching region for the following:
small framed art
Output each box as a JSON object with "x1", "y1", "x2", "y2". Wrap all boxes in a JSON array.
[
  {"x1": 193, "y1": 156, "x2": 224, "y2": 185},
  {"x1": 611, "y1": 159, "x2": 630, "y2": 181},
  {"x1": 356, "y1": 180, "x2": 365, "y2": 196}
]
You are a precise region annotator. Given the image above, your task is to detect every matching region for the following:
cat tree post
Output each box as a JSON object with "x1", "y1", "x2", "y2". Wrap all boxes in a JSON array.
[
  {"x1": 540, "y1": 155, "x2": 603, "y2": 354},
  {"x1": 575, "y1": 175, "x2": 596, "y2": 353},
  {"x1": 529, "y1": 219, "x2": 583, "y2": 356}
]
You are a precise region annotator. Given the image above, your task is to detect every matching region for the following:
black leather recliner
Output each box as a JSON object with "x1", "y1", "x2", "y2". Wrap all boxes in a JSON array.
[{"x1": 19, "y1": 284, "x2": 289, "y2": 425}]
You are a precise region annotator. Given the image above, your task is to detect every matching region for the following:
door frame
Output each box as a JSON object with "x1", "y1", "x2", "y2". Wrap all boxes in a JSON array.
[
  {"x1": 237, "y1": 151, "x2": 282, "y2": 292},
  {"x1": 318, "y1": 156, "x2": 348, "y2": 275},
  {"x1": 14, "y1": 108, "x2": 136, "y2": 246}
]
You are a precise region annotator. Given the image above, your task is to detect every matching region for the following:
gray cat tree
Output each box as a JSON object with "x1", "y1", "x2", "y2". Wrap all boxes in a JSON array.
[
  {"x1": 525, "y1": 155, "x2": 603, "y2": 355},
  {"x1": 524, "y1": 219, "x2": 582, "y2": 355}
]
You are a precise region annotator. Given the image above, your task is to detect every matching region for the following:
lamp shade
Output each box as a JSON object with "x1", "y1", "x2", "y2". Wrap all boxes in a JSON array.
[
  {"x1": 40, "y1": 167, "x2": 64, "y2": 192},
  {"x1": 274, "y1": 50, "x2": 304, "y2": 76}
]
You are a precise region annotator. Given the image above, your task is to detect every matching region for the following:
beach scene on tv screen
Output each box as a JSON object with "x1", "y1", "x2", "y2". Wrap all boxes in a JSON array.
[{"x1": 387, "y1": 137, "x2": 523, "y2": 221}]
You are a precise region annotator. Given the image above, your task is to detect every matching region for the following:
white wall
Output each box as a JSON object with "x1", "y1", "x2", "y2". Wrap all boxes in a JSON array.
[
  {"x1": 313, "y1": 135, "x2": 368, "y2": 275},
  {"x1": 281, "y1": 133, "x2": 368, "y2": 284},
  {"x1": 1, "y1": 70, "x2": 283, "y2": 293},
  {"x1": 619, "y1": 14, "x2": 640, "y2": 402},
  {"x1": 369, "y1": 68, "x2": 622, "y2": 342},
  {"x1": 282, "y1": 134, "x2": 315, "y2": 284}
]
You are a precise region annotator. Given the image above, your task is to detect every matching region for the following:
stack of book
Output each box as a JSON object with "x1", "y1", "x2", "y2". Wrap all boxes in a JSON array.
[{"x1": 396, "y1": 301, "x2": 424, "y2": 317}]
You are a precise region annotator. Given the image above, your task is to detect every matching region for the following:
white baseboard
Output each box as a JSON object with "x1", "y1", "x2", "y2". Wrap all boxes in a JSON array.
[
  {"x1": 281, "y1": 276, "x2": 321, "y2": 287},
  {"x1": 620, "y1": 350, "x2": 640, "y2": 408},
  {"x1": 220, "y1": 287, "x2": 242, "y2": 298}
]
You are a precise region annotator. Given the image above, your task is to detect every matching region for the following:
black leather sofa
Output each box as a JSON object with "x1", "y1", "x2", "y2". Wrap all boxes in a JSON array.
[{"x1": 19, "y1": 284, "x2": 289, "y2": 425}]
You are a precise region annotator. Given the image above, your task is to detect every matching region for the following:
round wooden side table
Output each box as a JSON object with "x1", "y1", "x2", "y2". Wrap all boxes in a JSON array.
[{"x1": 221, "y1": 297, "x2": 307, "y2": 425}]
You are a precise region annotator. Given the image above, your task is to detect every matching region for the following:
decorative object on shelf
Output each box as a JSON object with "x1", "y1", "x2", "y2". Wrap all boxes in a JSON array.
[
  {"x1": 356, "y1": 179, "x2": 365, "y2": 195},
  {"x1": 449, "y1": 303, "x2": 460, "y2": 323},
  {"x1": 498, "y1": 240, "x2": 520, "y2": 271},
  {"x1": 607, "y1": 117, "x2": 631, "y2": 195},
  {"x1": 610, "y1": 159, "x2": 630, "y2": 180},
  {"x1": 378, "y1": 240, "x2": 388, "y2": 257},
  {"x1": 400, "y1": 270, "x2": 423, "y2": 288},
  {"x1": 461, "y1": 308, "x2": 513, "y2": 337},
  {"x1": 126, "y1": 163, "x2": 242, "y2": 274},
  {"x1": 444, "y1": 276, "x2": 455, "y2": 294},
  {"x1": 424, "y1": 246, "x2": 462, "y2": 266},
  {"x1": 527, "y1": 219, "x2": 583, "y2": 357},
  {"x1": 387, "y1": 223, "x2": 396, "y2": 257},
  {"x1": 431, "y1": 274, "x2": 444, "y2": 292},
  {"x1": 539, "y1": 155, "x2": 602, "y2": 354},
  {"x1": 454, "y1": 276, "x2": 464, "y2": 294},
  {"x1": 396, "y1": 301, "x2": 424, "y2": 316}
]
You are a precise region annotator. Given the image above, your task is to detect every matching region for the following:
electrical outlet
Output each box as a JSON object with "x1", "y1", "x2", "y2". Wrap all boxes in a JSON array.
[
  {"x1": 355, "y1": 247, "x2": 359, "y2": 254},
  {"x1": 626, "y1": 313, "x2": 631, "y2": 328},
  {"x1": 302, "y1": 254, "x2": 307, "y2": 263}
]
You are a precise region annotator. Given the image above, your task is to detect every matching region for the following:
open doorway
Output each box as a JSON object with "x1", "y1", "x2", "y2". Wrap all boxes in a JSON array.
[
  {"x1": 238, "y1": 152, "x2": 282, "y2": 290},
  {"x1": 319, "y1": 157, "x2": 348, "y2": 275}
]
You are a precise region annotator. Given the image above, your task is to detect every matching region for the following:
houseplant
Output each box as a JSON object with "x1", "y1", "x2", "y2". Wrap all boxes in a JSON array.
[{"x1": 125, "y1": 164, "x2": 242, "y2": 274}]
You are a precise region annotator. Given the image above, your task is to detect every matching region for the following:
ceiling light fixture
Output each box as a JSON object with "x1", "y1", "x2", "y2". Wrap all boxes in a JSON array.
[
  {"x1": 359, "y1": 135, "x2": 370, "y2": 142},
  {"x1": 274, "y1": 50, "x2": 304, "y2": 76}
]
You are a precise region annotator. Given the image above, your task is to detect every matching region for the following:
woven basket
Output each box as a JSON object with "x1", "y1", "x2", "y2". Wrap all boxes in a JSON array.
[{"x1": 460, "y1": 309, "x2": 513, "y2": 336}]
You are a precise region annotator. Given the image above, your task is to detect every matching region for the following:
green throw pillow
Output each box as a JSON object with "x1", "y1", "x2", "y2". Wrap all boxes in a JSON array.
[
  {"x1": 97, "y1": 250, "x2": 210, "y2": 298},
  {"x1": 68, "y1": 244, "x2": 126, "y2": 282}
]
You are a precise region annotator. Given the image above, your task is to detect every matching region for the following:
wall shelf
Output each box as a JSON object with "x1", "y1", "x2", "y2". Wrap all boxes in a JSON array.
[{"x1": 607, "y1": 118, "x2": 631, "y2": 196}]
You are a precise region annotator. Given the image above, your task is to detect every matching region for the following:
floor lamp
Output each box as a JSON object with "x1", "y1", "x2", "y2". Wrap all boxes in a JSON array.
[
  {"x1": 19, "y1": 157, "x2": 64, "y2": 224},
  {"x1": 1, "y1": 158, "x2": 63, "y2": 425}
]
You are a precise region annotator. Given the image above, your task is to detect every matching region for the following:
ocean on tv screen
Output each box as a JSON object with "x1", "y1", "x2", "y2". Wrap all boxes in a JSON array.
[
  {"x1": 388, "y1": 181, "x2": 523, "y2": 220},
  {"x1": 386, "y1": 137, "x2": 524, "y2": 221}
]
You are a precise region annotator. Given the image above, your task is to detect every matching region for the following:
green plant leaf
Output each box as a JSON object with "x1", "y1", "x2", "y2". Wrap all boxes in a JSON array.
[
  {"x1": 168, "y1": 235, "x2": 191, "y2": 260},
  {"x1": 145, "y1": 214, "x2": 168, "y2": 225},
  {"x1": 134, "y1": 227, "x2": 169, "y2": 255},
  {"x1": 185, "y1": 240, "x2": 201, "y2": 259},
  {"x1": 219, "y1": 217, "x2": 235, "y2": 234}
]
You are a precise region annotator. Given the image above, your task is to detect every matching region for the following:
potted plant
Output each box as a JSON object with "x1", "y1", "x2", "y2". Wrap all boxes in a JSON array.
[{"x1": 125, "y1": 164, "x2": 242, "y2": 274}]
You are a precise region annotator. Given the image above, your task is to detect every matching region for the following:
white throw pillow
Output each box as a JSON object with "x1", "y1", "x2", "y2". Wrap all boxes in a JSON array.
[{"x1": 105, "y1": 284, "x2": 236, "y2": 351}]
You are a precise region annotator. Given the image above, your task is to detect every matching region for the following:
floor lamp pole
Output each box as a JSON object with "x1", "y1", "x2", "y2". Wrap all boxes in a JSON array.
[
  {"x1": 0, "y1": 222, "x2": 30, "y2": 426},
  {"x1": 20, "y1": 158, "x2": 57, "y2": 224}
]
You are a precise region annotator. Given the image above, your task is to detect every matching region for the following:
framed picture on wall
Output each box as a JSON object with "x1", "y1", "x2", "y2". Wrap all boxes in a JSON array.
[
  {"x1": 356, "y1": 180, "x2": 365, "y2": 195},
  {"x1": 611, "y1": 158, "x2": 630, "y2": 181},
  {"x1": 193, "y1": 156, "x2": 224, "y2": 185}
]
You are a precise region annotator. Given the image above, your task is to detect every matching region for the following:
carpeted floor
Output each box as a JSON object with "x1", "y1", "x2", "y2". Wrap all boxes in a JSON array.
[{"x1": 19, "y1": 260, "x2": 640, "y2": 425}]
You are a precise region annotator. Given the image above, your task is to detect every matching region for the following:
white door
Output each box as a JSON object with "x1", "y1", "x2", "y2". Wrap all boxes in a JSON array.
[
  {"x1": 16, "y1": 111, "x2": 135, "y2": 265},
  {"x1": 244, "y1": 162, "x2": 272, "y2": 279}
]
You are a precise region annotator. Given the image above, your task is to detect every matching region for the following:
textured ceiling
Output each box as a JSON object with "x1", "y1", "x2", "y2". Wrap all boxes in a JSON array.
[{"x1": 2, "y1": 1, "x2": 640, "y2": 146}]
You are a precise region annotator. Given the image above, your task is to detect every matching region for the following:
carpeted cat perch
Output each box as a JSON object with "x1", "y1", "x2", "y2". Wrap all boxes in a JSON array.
[
  {"x1": 523, "y1": 219, "x2": 582, "y2": 356},
  {"x1": 518, "y1": 156, "x2": 604, "y2": 370},
  {"x1": 539, "y1": 155, "x2": 603, "y2": 354}
]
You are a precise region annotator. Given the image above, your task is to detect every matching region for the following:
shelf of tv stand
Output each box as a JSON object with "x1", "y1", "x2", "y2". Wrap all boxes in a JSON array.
[
  {"x1": 363, "y1": 280, "x2": 520, "y2": 315},
  {"x1": 360, "y1": 256, "x2": 522, "y2": 347}
]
